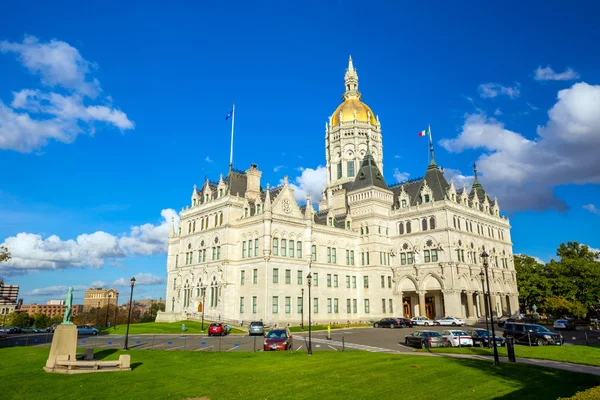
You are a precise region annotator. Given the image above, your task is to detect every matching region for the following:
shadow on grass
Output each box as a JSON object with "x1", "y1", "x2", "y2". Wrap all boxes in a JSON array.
[
  {"x1": 423, "y1": 349, "x2": 600, "y2": 399},
  {"x1": 131, "y1": 362, "x2": 143, "y2": 370},
  {"x1": 94, "y1": 348, "x2": 118, "y2": 360}
]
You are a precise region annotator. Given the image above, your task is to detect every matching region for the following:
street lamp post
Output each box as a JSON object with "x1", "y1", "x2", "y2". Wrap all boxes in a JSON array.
[
  {"x1": 306, "y1": 272, "x2": 312, "y2": 356},
  {"x1": 96, "y1": 301, "x2": 100, "y2": 326},
  {"x1": 481, "y1": 251, "x2": 500, "y2": 366},
  {"x1": 479, "y1": 270, "x2": 491, "y2": 348},
  {"x1": 123, "y1": 277, "x2": 136, "y2": 350},
  {"x1": 301, "y1": 288, "x2": 304, "y2": 331},
  {"x1": 105, "y1": 294, "x2": 111, "y2": 327},
  {"x1": 113, "y1": 293, "x2": 119, "y2": 329}
]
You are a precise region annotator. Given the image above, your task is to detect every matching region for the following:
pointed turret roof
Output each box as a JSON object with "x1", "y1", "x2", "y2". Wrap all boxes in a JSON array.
[
  {"x1": 350, "y1": 151, "x2": 388, "y2": 191},
  {"x1": 469, "y1": 162, "x2": 491, "y2": 204}
]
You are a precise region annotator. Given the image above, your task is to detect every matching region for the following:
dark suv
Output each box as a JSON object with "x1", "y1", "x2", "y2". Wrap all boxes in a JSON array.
[{"x1": 503, "y1": 322, "x2": 563, "y2": 346}]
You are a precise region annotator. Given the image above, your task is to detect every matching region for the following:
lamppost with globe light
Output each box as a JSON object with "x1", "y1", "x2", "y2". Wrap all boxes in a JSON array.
[
  {"x1": 307, "y1": 272, "x2": 312, "y2": 356},
  {"x1": 481, "y1": 250, "x2": 500, "y2": 365},
  {"x1": 123, "y1": 277, "x2": 136, "y2": 350},
  {"x1": 479, "y1": 270, "x2": 491, "y2": 348}
]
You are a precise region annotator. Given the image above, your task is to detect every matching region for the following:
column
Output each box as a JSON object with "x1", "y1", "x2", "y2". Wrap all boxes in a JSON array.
[
  {"x1": 442, "y1": 290, "x2": 462, "y2": 317},
  {"x1": 478, "y1": 292, "x2": 486, "y2": 317},
  {"x1": 466, "y1": 291, "x2": 475, "y2": 319},
  {"x1": 509, "y1": 294, "x2": 519, "y2": 317},
  {"x1": 500, "y1": 295, "x2": 508, "y2": 316},
  {"x1": 417, "y1": 291, "x2": 426, "y2": 317}
]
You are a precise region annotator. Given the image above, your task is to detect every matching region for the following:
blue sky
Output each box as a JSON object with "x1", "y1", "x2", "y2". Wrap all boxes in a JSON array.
[{"x1": 1, "y1": 1, "x2": 599, "y2": 304}]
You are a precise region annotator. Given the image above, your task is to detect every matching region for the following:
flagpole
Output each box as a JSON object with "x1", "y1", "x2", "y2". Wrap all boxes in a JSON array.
[
  {"x1": 229, "y1": 102, "x2": 235, "y2": 173},
  {"x1": 428, "y1": 123, "x2": 434, "y2": 164}
]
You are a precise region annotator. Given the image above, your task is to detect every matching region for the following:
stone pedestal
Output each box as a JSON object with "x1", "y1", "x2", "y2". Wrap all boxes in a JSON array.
[{"x1": 44, "y1": 323, "x2": 77, "y2": 372}]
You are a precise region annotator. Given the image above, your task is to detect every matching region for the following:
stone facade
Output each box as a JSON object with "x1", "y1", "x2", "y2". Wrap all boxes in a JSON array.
[
  {"x1": 157, "y1": 58, "x2": 519, "y2": 326},
  {"x1": 83, "y1": 288, "x2": 118, "y2": 311}
]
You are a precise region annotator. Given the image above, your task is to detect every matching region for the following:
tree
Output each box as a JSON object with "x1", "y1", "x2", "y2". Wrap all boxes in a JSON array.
[
  {"x1": 33, "y1": 313, "x2": 50, "y2": 329},
  {"x1": 515, "y1": 254, "x2": 551, "y2": 312},
  {"x1": 544, "y1": 296, "x2": 587, "y2": 319},
  {"x1": 0, "y1": 245, "x2": 9, "y2": 263},
  {"x1": 50, "y1": 315, "x2": 63, "y2": 326},
  {"x1": 10, "y1": 312, "x2": 33, "y2": 328}
]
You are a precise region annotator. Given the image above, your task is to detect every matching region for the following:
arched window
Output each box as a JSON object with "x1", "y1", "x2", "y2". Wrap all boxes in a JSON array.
[
  {"x1": 272, "y1": 238, "x2": 279, "y2": 256},
  {"x1": 421, "y1": 219, "x2": 427, "y2": 231},
  {"x1": 429, "y1": 217, "x2": 435, "y2": 230},
  {"x1": 453, "y1": 216, "x2": 457, "y2": 229},
  {"x1": 214, "y1": 214, "x2": 218, "y2": 226},
  {"x1": 219, "y1": 213, "x2": 223, "y2": 226},
  {"x1": 193, "y1": 220, "x2": 196, "y2": 232},
  {"x1": 360, "y1": 227, "x2": 364, "y2": 235},
  {"x1": 365, "y1": 226, "x2": 369, "y2": 234},
  {"x1": 406, "y1": 221, "x2": 412, "y2": 233},
  {"x1": 399, "y1": 222, "x2": 404, "y2": 235},
  {"x1": 470, "y1": 221, "x2": 473, "y2": 232}
]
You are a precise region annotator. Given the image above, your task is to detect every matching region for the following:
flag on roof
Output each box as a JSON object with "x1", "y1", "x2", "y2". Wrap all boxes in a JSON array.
[{"x1": 418, "y1": 128, "x2": 430, "y2": 137}]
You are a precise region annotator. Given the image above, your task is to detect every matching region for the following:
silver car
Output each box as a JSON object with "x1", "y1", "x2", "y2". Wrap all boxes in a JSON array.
[
  {"x1": 249, "y1": 321, "x2": 265, "y2": 336},
  {"x1": 76, "y1": 325, "x2": 99, "y2": 335}
]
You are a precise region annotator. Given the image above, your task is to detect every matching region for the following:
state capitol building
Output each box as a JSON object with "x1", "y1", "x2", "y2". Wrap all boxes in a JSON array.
[{"x1": 157, "y1": 58, "x2": 519, "y2": 325}]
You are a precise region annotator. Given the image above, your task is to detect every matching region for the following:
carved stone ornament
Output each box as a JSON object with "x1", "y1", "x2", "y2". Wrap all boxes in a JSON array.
[{"x1": 282, "y1": 199, "x2": 292, "y2": 214}]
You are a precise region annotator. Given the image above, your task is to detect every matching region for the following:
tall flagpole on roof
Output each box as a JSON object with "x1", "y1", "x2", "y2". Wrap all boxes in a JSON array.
[
  {"x1": 229, "y1": 102, "x2": 235, "y2": 174},
  {"x1": 428, "y1": 124, "x2": 436, "y2": 166}
]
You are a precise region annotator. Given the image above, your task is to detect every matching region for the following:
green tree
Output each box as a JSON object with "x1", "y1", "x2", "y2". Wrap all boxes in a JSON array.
[
  {"x1": 0, "y1": 245, "x2": 9, "y2": 263},
  {"x1": 544, "y1": 296, "x2": 587, "y2": 319},
  {"x1": 10, "y1": 312, "x2": 33, "y2": 327},
  {"x1": 33, "y1": 313, "x2": 50, "y2": 329},
  {"x1": 50, "y1": 314, "x2": 63, "y2": 325},
  {"x1": 515, "y1": 254, "x2": 551, "y2": 312}
]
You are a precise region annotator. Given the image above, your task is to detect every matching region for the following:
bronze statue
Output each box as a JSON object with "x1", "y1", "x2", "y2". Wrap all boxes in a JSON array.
[{"x1": 62, "y1": 287, "x2": 74, "y2": 324}]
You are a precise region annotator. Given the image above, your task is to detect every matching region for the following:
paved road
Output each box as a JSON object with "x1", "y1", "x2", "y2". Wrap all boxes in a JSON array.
[{"x1": 3, "y1": 324, "x2": 599, "y2": 353}]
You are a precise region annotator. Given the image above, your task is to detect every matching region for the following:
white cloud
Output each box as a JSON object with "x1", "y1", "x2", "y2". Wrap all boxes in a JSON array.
[
  {"x1": 112, "y1": 273, "x2": 166, "y2": 287},
  {"x1": 393, "y1": 168, "x2": 410, "y2": 182},
  {"x1": 394, "y1": 154, "x2": 401, "y2": 159},
  {"x1": 478, "y1": 82, "x2": 521, "y2": 99},
  {"x1": 442, "y1": 168, "x2": 474, "y2": 189},
  {"x1": 0, "y1": 35, "x2": 100, "y2": 97},
  {"x1": 286, "y1": 166, "x2": 327, "y2": 203},
  {"x1": 583, "y1": 204, "x2": 600, "y2": 216},
  {"x1": 534, "y1": 66, "x2": 580, "y2": 81},
  {"x1": 205, "y1": 156, "x2": 213, "y2": 163},
  {"x1": 440, "y1": 82, "x2": 600, "y2": 211},
  {"x1": 1, "y1": 209, "x2": 178, "y2": 275},
  {"x1": 273, "y1": 165, "x2": 284, "y2": 172},
  {"x1": 0, "y1": 36, "x2": 133, "y2": 153},
  {"x1": 527, "y1": 102, "x2": 539, "y2": 111},
  {"x1": 494, "y1": 108, "x2": 503, "y2": 116},
  {"x1": 25, "y1": 285, "x2": 89, "y2": 296}
]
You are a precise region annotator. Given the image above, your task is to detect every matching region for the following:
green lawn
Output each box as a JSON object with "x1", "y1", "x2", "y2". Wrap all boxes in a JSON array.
[
  {"x1": 418, "y1": 345, "x2": 600, "y2": 367},
  {"x1": 2, "y1": 347, "x2": 600, "y2": 400},
  {"x1": 99, "y1": 320, "x2": 244, "y2": 335}
]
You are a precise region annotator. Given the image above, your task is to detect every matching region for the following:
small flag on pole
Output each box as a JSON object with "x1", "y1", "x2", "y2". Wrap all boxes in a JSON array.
[
  {"x1": 225, "y1": 110, "x2": 233, "y2": 120},
  {"x1": 418, "y1": 128, "x2": 430, "y2": 137}
]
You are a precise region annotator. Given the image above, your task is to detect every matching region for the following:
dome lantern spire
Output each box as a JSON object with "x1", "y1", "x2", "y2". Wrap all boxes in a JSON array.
[{"x1": 343, "y1": 55, "x2": 361, "y2": 101}]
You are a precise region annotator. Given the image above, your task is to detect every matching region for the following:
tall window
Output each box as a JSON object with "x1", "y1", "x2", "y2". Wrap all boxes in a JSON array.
[
  {"x1": 353, "y1": 299, "x2": 357, "y2": 313},
  {"x1": 281, "y1": 239, "x2": 287, "y2": 256},
  {"x1": 382, "y1": 299, "x2": 387, "y2": 313},
  {"x1": 430, "y1": 217, "x2": 436, "y2": 230},
  {"x1": 252, "y1": 296, "x2": 257, "y2": 313},
  {"x1": 254, "y1": 239, "x2": 259, "y2": 257},
  {"x1": 381, "y1": 275, "x2": 385, "y2": 288},
  {"x1": 333, "y1": 274, "x2": 338, "y2": 287},
  {"x1": 297, "y1": 270, "x2": 303, "y2": 284},
  {"x1": 422, "y1": 219, "x2": 428, "y2": 231},
  {"x1": 314, "y1": 298, "x2": 319, "y2": 314},
  {"x1": 240, "y1": 270, "x2": 245, "y2": 285},
  {"x1": 327, "y1": 298, "x2": 332, "y2": 313},
  {"x1": 364, "y1": 299, "x2": 370, "y2": 313},
  {"x1": 327, "y1": 274, "x2": 332, "y2": 287},
  {"x1": 431, "y1": 249, "x2": 438, "y2": 262},
  {"x1": 272, "y1": 296, "x2": 279, "y2": 314},
  {"x1": 346, "y1": 275, "x2": 351, "y2": 288},
  {"x1": 272, "y1": 238, "x2": 279, "y2": 256},
  {"x1": 297, "y1": 297, "x2": 303, "y2": 313},
  {"x1": 327, "y1": 247, "x2": 332, "y2": 263},
  {"x1": 311, "y1": 245, "x2": 317, "y2": 261},
  {"x1": 389, "y1": 299, "x2": 393, "y2": 314},
  {"x1": 334, "y1": 298, "x2": 339, "y2": 313},
  {"x1": 347, "y1": 299, "x2": 352, "y2": 313},
  {"x1": 401, "y1": 199, "x2": 407, "y2": 208},
  {"x1": 424, "y1": 250, "x2": 431, "y2": 263},
  {"x1": 285, "y1": 297, "x2": 291, "y2": 313},
  {"x1": 313, "y1": 273, "x2": 319, "y2": 287},
  {"x1": 399, "y1": 223, "x2": 404, "y2": 235},
  {"x1": 247, "y1": 240, "x2": 253, "y2": 257},
  {"x1": 337, "y1": 162, "x2": 342, "y2": 179},
  {"x1": 285, "y1": 269, "x2": 291, "y2": 284},
  {"x1": 347, "y1": 160, "x2": 355, "y2": 177},
  {"x1": 253, "y1": 269, "x2": 258, "y2": 284},
  {"x1": 289, "y1": 240, "x2": 294, "y2": 258},
  {"x1": 239, "y1": 297, "x2": 245, "y2": 313},
  {"x1": 406, "y1": 221, "x2": 412, "y2": 233},
  {"x1": 350, "y1": 250, "x2": 355, "y2": 265},
  {"x1": 332, "y1": 248, "x2": 337, "y2": 263},
  {"x1": 297, "y1": 241, "x2": 302, "y2": 258},
  {"x1": 364, "y1": 276, "x2": 369, "y2": 288},
  {"x1": 352, "y1": 276, "x2": 356, "y2": 288},
  {"x1": 388, "y1": 276, "x2": 392, "y2": 289},
  {"x1": 273, "y1": 268, "x2": 279, "y2": 283}
]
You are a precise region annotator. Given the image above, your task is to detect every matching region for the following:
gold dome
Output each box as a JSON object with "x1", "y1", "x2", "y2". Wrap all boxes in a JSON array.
[{"x1": 331, "y1": 98, "x2": 376, "y2": 126}]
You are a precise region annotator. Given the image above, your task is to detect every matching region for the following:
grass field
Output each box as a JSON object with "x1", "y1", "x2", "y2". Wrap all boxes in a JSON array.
[
  {"x1": 418, "y1": 345, "x2": 600, "y2": 367},
  {"x1": 99, "y1": 321, "x2": 244, "y2": 335},
  {"x1": 2, "y1": 347, "x2": 599, "y2": 400}
]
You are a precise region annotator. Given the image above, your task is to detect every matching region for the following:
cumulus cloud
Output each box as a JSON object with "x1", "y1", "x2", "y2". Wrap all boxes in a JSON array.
[
  {"x1": 583, "y1": 204, "x2": 600, "y2": 216},
  {"x1": 393, "y1": 168, "x2": 410, "y2": 182},
  {"x1": 534, "y1": 66, "x2": 580, "y2": 81},
  {"x1": 0, "y1": 36, "x2": 133, "y2": 153},
  {"x1": 441, "y1": 82, "x2": 600, "y2": 211},
  {"x1": 112, "y1": 273, "x2": 166, "y2": 287},
  {"x1": 494, "y1": 108, "x2": 503, "y2": 116},
  {"x1": 205, "y1": 156, "x2": 213, "y2": 163},
  {"x1": 285, "y1": 166, "x2": 327, "y2": 203},
  {"x1": 442, "y1": 168, "x2": 474, "y2": 189},
  {"x1": 478, "y1": 82, "x2": 521, "y2": 99},
  {"x1": 0, "y1": 209, "x2": 178, "y2": 275},
  {"x1": 273, "y1": 165, "x2": 284, "y2": 172}
]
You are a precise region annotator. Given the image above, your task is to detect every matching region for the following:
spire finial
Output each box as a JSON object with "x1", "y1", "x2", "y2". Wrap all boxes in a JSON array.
[
  {"x1": 472, "y1": 162, "x2": 482, "y2": 188},
  {"x1": 343, "y1": 56, "x2": 360, "y2": 101},
  {"x1": 473, "y1": 162, "x2": 478, "y2": 179}
]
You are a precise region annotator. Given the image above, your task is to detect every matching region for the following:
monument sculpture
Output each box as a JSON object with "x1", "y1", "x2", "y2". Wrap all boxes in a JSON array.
[{"x1": 62, "y1": 287, "x2": 73, "y2": 324}]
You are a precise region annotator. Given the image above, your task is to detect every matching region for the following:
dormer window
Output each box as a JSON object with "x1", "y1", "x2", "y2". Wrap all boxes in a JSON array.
[
  {"x1": 193, "y1": 199, "x2": 196, "y2": 206},
  {"x1": 328, "y1": 217, "x2": 333, "y2": 226},
  {"x1": 424, "y1": 194, "x2": 430, "y2": 203},
  {"x1": 256, "y1": 204, "x2": 261, "y2": 214},
  {"x1": 401, "y1": 199, "x2": 406, "y2": 208},
  {"x1": 244, "y1": 208, "x2": 249, "y2": 217},
  {"x1": 218, "y1": 189, "x2": 223, "y2": 198},
  {"x1": 205, "y1": 194, "x2": 209, "y2": 202},
  {"x1": 346, "y1": 221, "x2": 351, "y2": 230}
]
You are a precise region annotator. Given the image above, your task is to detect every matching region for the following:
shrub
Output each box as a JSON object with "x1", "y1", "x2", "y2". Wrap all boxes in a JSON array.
[{"x1": 558, "y1": 385, "x2": 600, "y2": 400}]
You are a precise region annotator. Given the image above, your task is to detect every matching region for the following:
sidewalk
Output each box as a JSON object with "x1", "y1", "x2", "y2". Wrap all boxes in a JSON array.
[{"x1": 415, "y1": 351, "x2": 600, "y2": 376}]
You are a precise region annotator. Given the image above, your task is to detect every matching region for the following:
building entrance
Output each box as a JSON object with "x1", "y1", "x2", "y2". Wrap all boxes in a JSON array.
[
  {"x1": 403, "y1": 297, "x2": 412, "y2": 318},
  {"x1": 425, "y1": 297, "x2": 435, "y2": 319}
]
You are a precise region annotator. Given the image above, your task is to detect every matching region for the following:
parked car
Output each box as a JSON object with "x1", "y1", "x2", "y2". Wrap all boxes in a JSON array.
[
  {"x1": 249, "y1": 321, "x2": 265, "y2": 336},
  {"x1": 435, "y1": 316, "x2": 465, "y2": 326},
  {"x1": 466, "y1": 329, "x2": 505, "y2": 347},
  {"x1": 208, "y1": 323, "x2": 229, "y2": 336},
  {"x1": 396, "y1": 317, "x2": 413, "y2": 328},
  {"x1": 497, "y1": 317, "x2": 517, "y2": 327},
  {"x1": 441, "y1": 330, "x2": 474, "y2": 347},
  {"x1": 4, "y1": 326, "x2": 21, "y2": 334},
  {"x1": 0, "y1": 329, "x2": 7, "y2": 339},
  {"x1": 22, "y1": 327, "x2": 42, "y2": 334},
  {"x1": 411, "y1": 316, "x2": 434, "y2": 326},
  {"x1": 553, "y1": 319, "x2": 576, "y2": 330},
  {"x1": 503, "y1": 322, "x2": 563, "y2": 346},
  {"x1": 76, "y1": 325, "x2": 99, "y2": 335},
  {"x1": 404, "y1": 331, "x2": 448, "y2": 349},
  {"x1": 263, "y1": 328, "x2": 293, "y2": 351},
  {"x1": 373, "y1": 318, "x2": 403, "y2": 328}
]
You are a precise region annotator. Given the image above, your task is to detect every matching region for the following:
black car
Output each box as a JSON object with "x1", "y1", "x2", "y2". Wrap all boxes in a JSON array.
[
  {"x1": 404, "y1": 331, "x2": 448, "y2": 348},
  {"x1": 497, "y1": 317, "x2": 516, "y2": 327},
  {"x1": 503, "y1": 322, "x2": 563, "y2": 346},
  {"x1": 373, "y1": 318, "x2": 403, "y2": 328},
  {"x1": 466, "y1": 329, "x2": 505, "y2": 347},
  {"x1": 396, "y1": 317, "x2": 413, "y2": 328}
]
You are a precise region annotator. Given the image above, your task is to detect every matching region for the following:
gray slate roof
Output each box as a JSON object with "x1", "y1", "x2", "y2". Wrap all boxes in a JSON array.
[{"x1": 350, "y1": 153, "x2": 389, "y2": 191}]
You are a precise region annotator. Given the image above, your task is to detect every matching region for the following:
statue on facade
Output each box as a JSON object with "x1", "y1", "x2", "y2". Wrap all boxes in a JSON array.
[{"x1": 62, "y1": 287, "x2": 74, "y2": 324}]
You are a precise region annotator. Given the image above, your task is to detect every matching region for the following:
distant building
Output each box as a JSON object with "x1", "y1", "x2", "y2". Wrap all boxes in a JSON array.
[
  {"x1": 0, "y1": 278, "x2": 19, "y2": 316},
  {"x1": 83, "y1": 288, "x2": 118, "y2": 311},
  {"x1": 21, "y1": 304, "x2": 83, "y2": 318},
  {"x1": 47, "y1": 300, "x2": 65, "y2": 305}
]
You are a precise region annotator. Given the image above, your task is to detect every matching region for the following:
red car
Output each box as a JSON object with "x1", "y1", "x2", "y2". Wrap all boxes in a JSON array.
[
  {"x1": 208, "y1": 323, "x2": 230, "y2": 336},
  {"x1": 263, "y1": 328, "x2": 293, "y2": 351}
]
